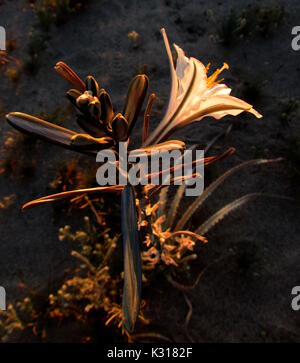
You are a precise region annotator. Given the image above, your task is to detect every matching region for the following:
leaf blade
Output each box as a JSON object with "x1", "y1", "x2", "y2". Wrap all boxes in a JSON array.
[
  {"x1": 22, "y1": 185, "x2": 123, "y2": 210},
  {"x1": 175, "y1": 158, "x2": 283, "y2": 230},
  {"x1": 195, "y1": 192, "x2": 292, "y2": 236},
  {"x1": 121, "y1": 185, "x2": 142, "y2": 332}
]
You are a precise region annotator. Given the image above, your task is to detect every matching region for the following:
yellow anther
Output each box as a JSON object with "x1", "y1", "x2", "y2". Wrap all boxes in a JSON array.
[{"x1": 207, "y1": 62, "x2": 229, "y2": 88}]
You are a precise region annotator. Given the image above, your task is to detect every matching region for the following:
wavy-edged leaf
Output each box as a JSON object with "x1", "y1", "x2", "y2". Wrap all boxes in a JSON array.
[
  {"x1": 204, "y1": 124, "x2": 233, "y2": 154},
  {"x1": 158, "y1": 187, "x2": 168, "y2": 217},
  {"x1": 166, "y1": 142, "x2": 234, "y2": 229},
  {"x1": 166, "y1": 185, "x2": 185, "y2": 228},
  {"x1": 156, "y1": 143, "x2": 199, "y2": 221},
  {"x1": 152, "y1": 147, "x2": 234, "y2": 221},
  {"x1": 195, "y1": 192, "x2": 292, "y2": 236},
  {"x1": 143, "y1": 148, "x2": 234, "y2": 194},
  {"x1": 166, "y1": 143, "x2": 200, "y2": 228},
  {"x1": 203, "y1": 147, "x2": 235, "y2": 164},
  {"x1": 175, "y1": 157, "x2": 283, "y2": 230},
  {"x1": 121, "y1": 185, "x2": 142, "y2": 332},
  {"x1": 22, "y1": 185, "x2": 124, "y2": 210},
  {"x1": 164, "y1": 230, "x2": 207, "y2": 243}
]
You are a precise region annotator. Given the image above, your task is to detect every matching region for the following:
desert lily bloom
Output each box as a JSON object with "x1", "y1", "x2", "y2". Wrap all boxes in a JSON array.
[
  {"x1": 5, "y1": 59, "x2": 229, "y2": 209},
  {"x1": 4, "y1": 59, "x2": 221, "y2": 335},
  {"x1": 143, "y1": 28, "x2": 262, "y2": 146},
  {"x1": 3, "y1": 31, "x2": 246, "y2": 333},
  {"x1": 6, "y1": 63, "x2": 150, "y2": 154}
]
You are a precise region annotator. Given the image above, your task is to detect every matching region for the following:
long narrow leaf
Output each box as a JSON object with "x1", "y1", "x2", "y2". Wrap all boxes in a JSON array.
[
  {"x1": 157, "y1": 187, "x2": 168, "y2": 217},
  {"x1": 162, "y1": 147, "x2": 235, "y2": 227},
  {"x1": 22, "y1": 186, "x2": 124, "y2": 210},
  {"x1": 166, "y1": 144, "x2": 200, "y2": 228},
  {"x1": 167, "y1": 129, "x2": 233, "y2": 228},
  {"x1": 131, "y1": 140, "x2": 185, "y2": 157},
  {"x1": 195, "y1": 193, "x2": 292, "y2": 236},
  {"x1": 166, "y1": 185, "x2": 185, "y2": 228},
  {"x1": 121, "y1": 185, "x2": 142, "y2": 332},
  {"x1": 175, "y1": 158, "x2": 283, "y2": 230},
  {"x1": 204, "y1": 124, "x2": 233, "y2": 154},
  {"x1": 141, "y1": 147, "x2": 234, "y2": 185}
]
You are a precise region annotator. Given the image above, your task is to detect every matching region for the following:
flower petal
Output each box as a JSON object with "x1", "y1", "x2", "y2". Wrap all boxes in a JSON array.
[
  {"x1": 176, "y1": 94, "x2": 263, "y2": 130},
  {"x1": 203, "y1": 83, "x2": 232, "y2": 97},
  {"x1": 130, "y1": 140, "x2": 185, "y2": 157},
  {"x1": 144, "y1": 29, "x2": 262, "y2": 145},
  {"x1": 144, "y1": 29, "x2": 207, "y2": 146}
]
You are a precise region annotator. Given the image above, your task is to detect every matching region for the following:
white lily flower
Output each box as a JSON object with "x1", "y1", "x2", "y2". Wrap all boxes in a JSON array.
[{"x1": 144, "y1": 28, "x2": 262, "y2": 146}]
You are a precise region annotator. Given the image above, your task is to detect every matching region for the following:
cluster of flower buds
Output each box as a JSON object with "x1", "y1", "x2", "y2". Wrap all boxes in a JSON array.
[
  {"x1": 55, "y1": 62, "x2": 149, "y2": 150},
  {"x1": 6, "y1": 62, "x2": 149, "y2": 155}
]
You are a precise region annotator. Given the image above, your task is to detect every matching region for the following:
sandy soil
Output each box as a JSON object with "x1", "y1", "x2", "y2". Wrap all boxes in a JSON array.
[{"x1": 0, "y1": 0, "x2": 300, "y2": 342}]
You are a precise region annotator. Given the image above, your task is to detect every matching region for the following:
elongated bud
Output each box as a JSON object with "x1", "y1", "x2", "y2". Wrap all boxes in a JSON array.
[
  {"x1": 54, "y1": 61, "x2": 85, "y2": 93},
  {"x1": 88, "y1": 99, "x2": 101, "y2": 120},
  {"x1": 98, "y1": 89, "x2": 114, "y2": 125},
  {"x1": 142, "y1": 93, "x2": 156, "y2": 143},
  {"x1": 71, "y1": 133, "x2": 113, "y2": 150},
  {"x1": 123, "y1": 74, "x2": 149, "y2": 137},
  {"x1": 76, "y1": 91, "x2": 94, "y2": 111},
  {"x1": 76, "y1": 115, "x2": 108, "y2": 138},
  {"x1": 111, "y1": 113, "x2": 128, "y2": 141},
  {"x1": 66, "y1": 89, "x2": 82, "y2": 106},
  {"x1": 5, "y1": 112, "x2": 76, "y2": 147},
  {"x1": 85, "y1": 76, "x2": 99, "y2": 97}
]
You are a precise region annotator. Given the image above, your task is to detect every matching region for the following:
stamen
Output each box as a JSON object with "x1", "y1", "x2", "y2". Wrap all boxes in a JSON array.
[
  {"x1": 207, "y1": 62, "x2": 229, "y2": 88},
  {"x1": 105, "y1": 311, "x2": 120, "y2": 326}
]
